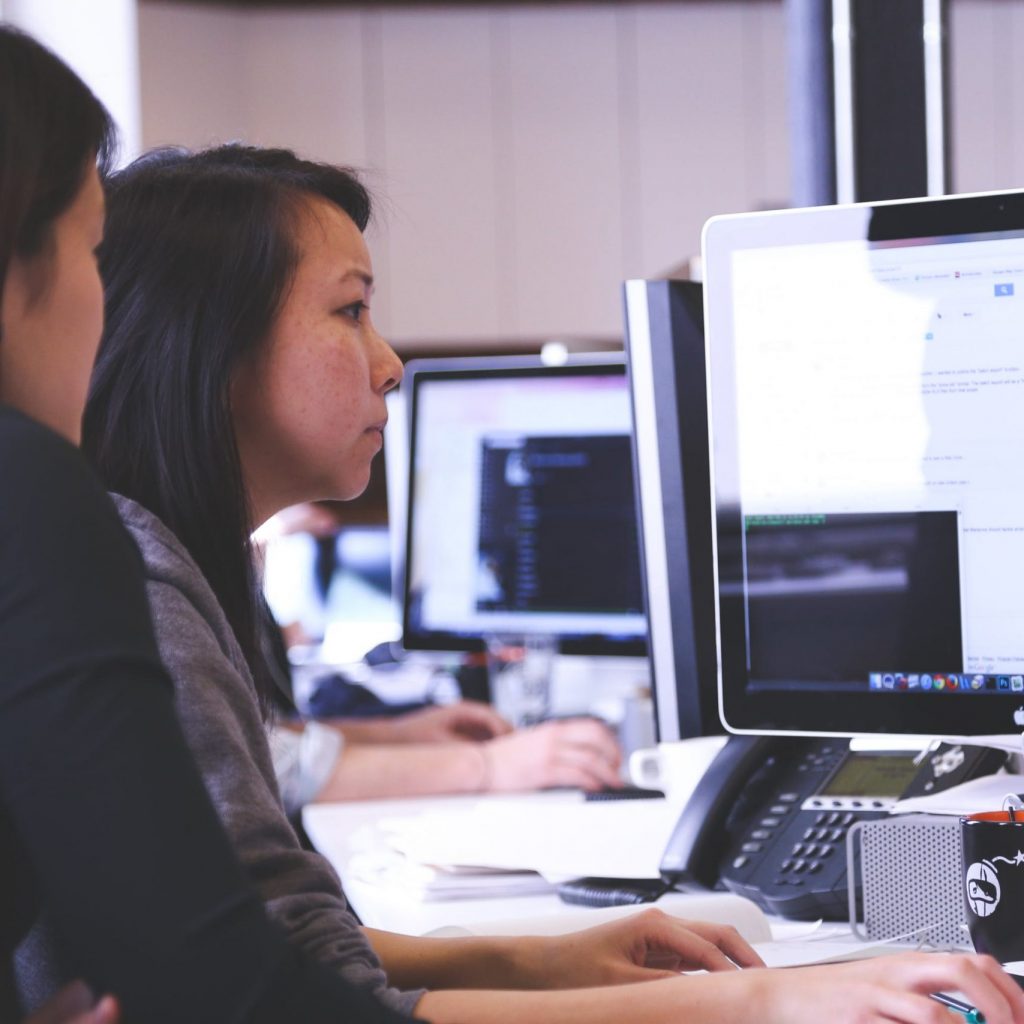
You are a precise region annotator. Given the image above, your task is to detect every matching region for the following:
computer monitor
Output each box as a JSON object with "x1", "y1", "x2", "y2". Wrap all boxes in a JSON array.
[
  {"x1": 399, "y1": 353, "x2": 646, "y2": 656},
  {"x1": 624, "y1": 279, "x2": 722, "y2": 741},
  {"x1": 703, "y1": 189, "x2": 1024, "y2": 737}
]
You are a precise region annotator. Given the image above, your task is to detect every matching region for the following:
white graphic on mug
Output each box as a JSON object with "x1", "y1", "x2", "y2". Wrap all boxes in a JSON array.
[
  {"x1": 991, "y1": 849, "x2": 1024, "y2": 867},
  {"x1": 966, "y1": 860, "x2": 1001, "y2": 917}
]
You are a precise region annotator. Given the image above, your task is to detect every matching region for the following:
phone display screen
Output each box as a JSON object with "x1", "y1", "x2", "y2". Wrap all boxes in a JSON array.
[{"x1": 819, "y1": 753, "x2": 919, "y2": 799}]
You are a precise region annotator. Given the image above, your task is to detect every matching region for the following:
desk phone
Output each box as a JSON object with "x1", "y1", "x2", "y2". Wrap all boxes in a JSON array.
[{"x1": 658, "y1": 736, "x2": 1005, "y2": 920}]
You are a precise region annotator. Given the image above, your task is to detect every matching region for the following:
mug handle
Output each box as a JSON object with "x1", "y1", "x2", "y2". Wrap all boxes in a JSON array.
[{"x1": 628, "y1": 747, "x2": 663, "y2": 788}]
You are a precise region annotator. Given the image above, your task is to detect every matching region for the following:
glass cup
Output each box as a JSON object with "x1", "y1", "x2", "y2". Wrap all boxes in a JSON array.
[{"x1": 485, "y1": 633, "x2": 556, "y2": 728}]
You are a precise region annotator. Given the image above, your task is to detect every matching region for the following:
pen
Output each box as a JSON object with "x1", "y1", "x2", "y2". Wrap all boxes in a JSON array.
[{"x1": 930, "y1": 992, "x2": 985, "y2": 1024}]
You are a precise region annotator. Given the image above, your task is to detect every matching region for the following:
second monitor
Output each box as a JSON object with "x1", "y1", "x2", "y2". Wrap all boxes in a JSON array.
[{"x1": 399, "y1": 354, "x2": 646, "y2": 656}]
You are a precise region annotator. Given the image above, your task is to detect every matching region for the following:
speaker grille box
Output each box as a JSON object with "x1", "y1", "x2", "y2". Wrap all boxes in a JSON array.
[{"x1": 849, "y1": 814, "x2": 968, "y2": 949}]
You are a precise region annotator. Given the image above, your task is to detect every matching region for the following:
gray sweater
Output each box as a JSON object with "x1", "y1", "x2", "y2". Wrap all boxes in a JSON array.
[{"x1": 112, "y1": 496, "x2": 421, "y2": 1017}]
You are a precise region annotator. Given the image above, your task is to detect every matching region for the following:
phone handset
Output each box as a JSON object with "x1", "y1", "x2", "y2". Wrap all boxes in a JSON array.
[{"x1": 658, "y1": 734, "x2": 787, "y2": 888}]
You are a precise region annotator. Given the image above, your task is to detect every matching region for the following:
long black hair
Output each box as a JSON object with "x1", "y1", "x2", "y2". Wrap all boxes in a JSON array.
[
  {"x1": 83, "y1": 145, "x2": 372, "y2": 711},
  {"x1": 0, "y1": 24, "x2": 115, "y2": 311}
]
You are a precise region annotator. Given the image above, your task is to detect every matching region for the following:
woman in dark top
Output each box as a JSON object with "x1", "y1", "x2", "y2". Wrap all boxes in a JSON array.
[{"x1": 0, "y1": 22, "x2": 413, "y2": 1024}]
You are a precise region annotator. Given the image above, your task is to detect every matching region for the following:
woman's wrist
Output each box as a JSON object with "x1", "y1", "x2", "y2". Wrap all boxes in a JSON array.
[
  {"x1": 331, "y1": 716, "x2": 399, "y2": 744},
  {"x1": 484, "y1": 934, "x2": 555, "y2": 989},
  {"x1": 473, "y1": 741, "x2": 493, "y2": 792}
]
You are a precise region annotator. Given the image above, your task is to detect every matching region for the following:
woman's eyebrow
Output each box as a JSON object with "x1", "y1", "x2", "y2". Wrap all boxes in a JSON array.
[{"x1": 338, "y1": 269, "x2": 374, "y2": 288}]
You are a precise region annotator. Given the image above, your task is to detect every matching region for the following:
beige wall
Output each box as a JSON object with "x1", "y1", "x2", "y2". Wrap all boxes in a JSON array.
[
  {"x1": 950, "y1": 0, "x2": 1024, "y2": 195},
  {"x1": 136, "y1": 0, "x2": 1023, "y2": 348},
  {"x1": 138, "y1": 2, "x2": 789, "y2": 348}
]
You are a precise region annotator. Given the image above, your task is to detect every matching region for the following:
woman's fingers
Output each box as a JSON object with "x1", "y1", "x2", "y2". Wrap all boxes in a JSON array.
[
  {"x1": 901, "y1": 952, "x2": 1024, "y2": 1024},
  {"x1": 672, "y1": 919, "x2": 765, "y2": 969}
]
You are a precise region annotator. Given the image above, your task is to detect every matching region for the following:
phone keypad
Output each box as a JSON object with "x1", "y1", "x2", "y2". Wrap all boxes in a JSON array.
[
  {"x1": 778, "y1": 815, "x2": 857, "y2": 878},
  {"x1": 720, "y1": 741, "x2": 891, "y2": 917}
]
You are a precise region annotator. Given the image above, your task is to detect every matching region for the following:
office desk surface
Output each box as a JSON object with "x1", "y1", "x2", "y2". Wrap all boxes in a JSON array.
[
  {"x1": 304, "y1": 790, "x2": 616, "y2": 935},
  {"x1": 302, "y1": 790, "x2": 833, "y2": 944},
  {"x1": 302, "y1": 740, "x2": 728, "y2": 936}
]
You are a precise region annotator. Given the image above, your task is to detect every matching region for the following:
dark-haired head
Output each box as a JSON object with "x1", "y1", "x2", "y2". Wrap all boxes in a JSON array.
[
  {"x1": 84, "y1": 144, "x2": 400, "y2": 711},
  {"x1": 0, "y1": 24, "x2": 115, "y2": 443},
  {"x1": 0, "y1": 24, "x2": 115, "y2": 305}
]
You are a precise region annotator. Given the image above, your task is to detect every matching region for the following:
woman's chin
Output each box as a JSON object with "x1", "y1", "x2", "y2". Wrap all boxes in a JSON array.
[{"x1": 334, "y1": 472, "x2": 372, "y2": 502}]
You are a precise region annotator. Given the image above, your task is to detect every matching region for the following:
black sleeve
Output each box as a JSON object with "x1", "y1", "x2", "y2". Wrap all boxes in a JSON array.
[{"x1": 0, "y1": 410, "x2": 413, "y2": 1024}]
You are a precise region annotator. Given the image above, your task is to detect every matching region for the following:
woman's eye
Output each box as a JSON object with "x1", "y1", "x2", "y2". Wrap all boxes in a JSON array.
[{"x1": 338, "y1": 301, "x2": 368, "y2": 323}]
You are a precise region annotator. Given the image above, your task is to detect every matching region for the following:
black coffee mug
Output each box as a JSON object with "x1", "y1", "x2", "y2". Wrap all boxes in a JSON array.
[{"x1": 962, "y1": 809, "x2": 1024, "y2": 962}]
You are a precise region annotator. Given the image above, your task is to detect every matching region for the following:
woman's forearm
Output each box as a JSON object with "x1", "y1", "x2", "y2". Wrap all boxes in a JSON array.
[
  {"x1": 413, "y1": 973, "x2": 755, "y2": 1024},
  {"x1": 331, "y1": 717, "x2": 407, "y2": 744},
  {"x1": 363, "y1": 929, "x2": 544, "y2": 991},
  {"x1": 313, "y1": 743, "x2": 486, "y2": 801},
  {"x1": 415, "y1": 951, "x2": 1024, "y2": 1024}
]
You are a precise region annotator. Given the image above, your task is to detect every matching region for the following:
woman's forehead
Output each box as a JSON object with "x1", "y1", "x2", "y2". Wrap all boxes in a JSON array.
[{"x1": 292, "y1": 200, "x2": 371, "y2": 285}]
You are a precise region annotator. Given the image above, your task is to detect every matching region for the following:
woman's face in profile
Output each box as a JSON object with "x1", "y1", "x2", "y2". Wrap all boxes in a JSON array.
[
  {"x1": 232, "y1": 197, "x2": 403, "y2": 525},
  {"x1": 0, "y1": 163, "x2": 105, "y2": 443}
]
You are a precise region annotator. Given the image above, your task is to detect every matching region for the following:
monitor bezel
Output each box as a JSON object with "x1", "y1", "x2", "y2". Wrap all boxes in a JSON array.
[
  {"x1": 398, "y1": 352, "x2": 647, "y2": 657},
  {"x1": 624, "y1": 279, "x2": 721, "y2": 741},
  {"x1": 705, "y1": 188, "x2": 1024, "y2": 738}
]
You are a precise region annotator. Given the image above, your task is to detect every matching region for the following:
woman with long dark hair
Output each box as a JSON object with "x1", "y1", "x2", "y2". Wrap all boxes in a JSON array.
[
  {"x1": 79, "y1": 140, "x2": 1024, "y2": 1024},
  {"x1": 0, "y1": 22, "x2": 416, "y2": 1024}
]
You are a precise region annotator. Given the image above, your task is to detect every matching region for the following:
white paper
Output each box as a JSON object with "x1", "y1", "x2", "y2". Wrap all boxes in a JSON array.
[
  {"x1": 370, "y1": 737, "x2": 726, "y2": 884},
  {"x1": 347, "y1": 848, "x2": 555, "y2": 901},
  {"x1": 754, "y1": 937, "x2": 914, "y2": 968},
  {"x1": 452, "y1": 891, "x2": 773, "y2": 943},
  {"x1": 891, "y1": 773, "x2": 1024, "y2": 816},
  {"x1": 381, "y1": 798, "x2": 682, "y2": 881}
]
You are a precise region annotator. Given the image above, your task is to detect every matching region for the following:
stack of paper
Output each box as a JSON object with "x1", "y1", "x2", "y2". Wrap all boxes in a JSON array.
[
  {"x1": 346, "y1": 846, "x2": 554, "y2": 901},
  {"x1": 377, "y1": 796, "x2": 682, "y2": 884}
]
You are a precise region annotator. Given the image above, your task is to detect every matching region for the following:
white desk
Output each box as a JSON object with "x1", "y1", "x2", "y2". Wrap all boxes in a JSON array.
[
  {"x1": 303, "y1": 789, "x2": 664, "y2": 935},
  {"x1": 302, "y1": 788, "x2": 838, "y2": 950},
  {"x1": 302, "y1": 735, "x2": 734, "y2": 936}
]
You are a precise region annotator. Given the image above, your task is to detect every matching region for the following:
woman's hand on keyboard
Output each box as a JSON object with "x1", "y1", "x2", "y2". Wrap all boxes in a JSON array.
[
  {"x1": 737, "y1": 951, "x2": 1024, "y2": 1024},
  {"x1": 527, "y1": 906, "x2": 764, "y2": 988}
]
